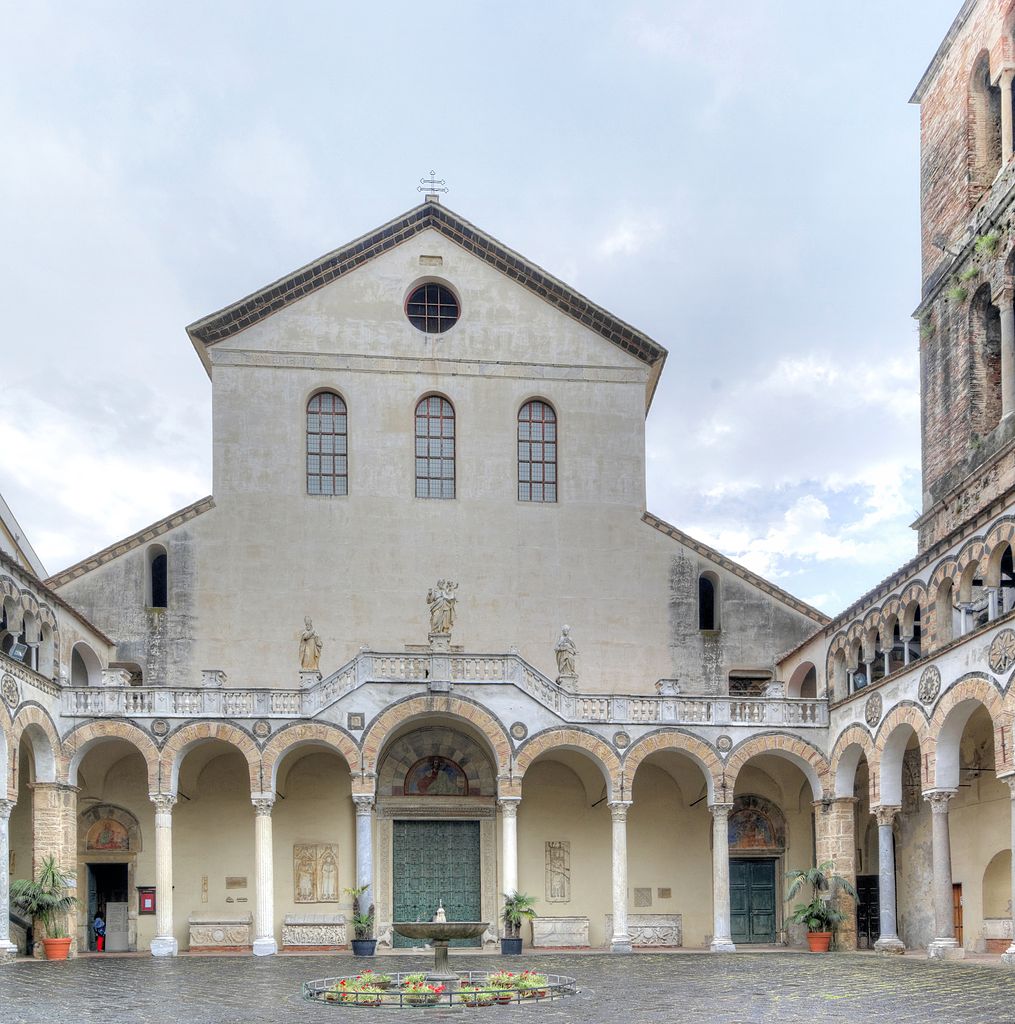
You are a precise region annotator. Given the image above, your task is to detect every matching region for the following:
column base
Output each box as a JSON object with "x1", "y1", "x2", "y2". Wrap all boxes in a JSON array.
[
  {"x1": 1000, "y1": 944, "x2": 1015, "y2": 965},
  {"x1": 0, "y1": 940, "x2": 17, "y2": 965},
  {"x1": 610, "y1": 937, "x2": 633, "y2": 954},
  {"x1": 927, "y1": 938, "x2": 964, "y2": 959},
  {"x1": 150, "y1": 936, "x2": 178, "y2": 958},
  {"x1": 710, "y1": 938, "x2": 736, "y2": 953},
  {"x1": 874, "y1": 936, "x2": 906, "y2": 955},
  {"x1": 252, "y1": 937, "x2": 278, "y2": 957}
]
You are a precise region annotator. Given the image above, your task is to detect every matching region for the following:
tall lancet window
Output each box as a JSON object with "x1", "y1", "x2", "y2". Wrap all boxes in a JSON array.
[
  {"x1": 307, "y1": 391, "x2": 348, "y2": 495},
  {"x1": 415, "y1": 395, "x2": 455, "y2": 498},
  {"x1": 518, "y1": 400, "x2": 557, "y2": 502}
]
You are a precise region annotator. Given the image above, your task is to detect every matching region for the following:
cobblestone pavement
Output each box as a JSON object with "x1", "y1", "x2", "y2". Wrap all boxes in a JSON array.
[{"x1": 4, "y1": 952, "x2": 1015, "y2": 1024}]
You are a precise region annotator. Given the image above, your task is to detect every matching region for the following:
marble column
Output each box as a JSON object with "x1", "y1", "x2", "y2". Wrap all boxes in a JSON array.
[
  {"x1": 924, "y1": 789, "x2": 963, "y2": 958},
  {"x1": 150, "y1": 793, "x2": 178, "y2": 957},
  {"x1": 0, "y1": 800, "x2": 16, "y2": 964},
  {"x1": 872, "y1": 805, "x2": 905, "y2": 953},
  {"x1": 1001, "y1": 778, "x2": 1015, "y2": 965},
  {"x1": 902, "y1": 637, "x2": 912, "y2": 667},
  {"x1": 252, "y1": 796, "x2": 276, "y2": 956},
  {"x1": 709, "y1": 803, "x2": 736, "y2": 952},
  {"x1": 498, "y1": 797, "x2": 521, "y2": 900},
  {"x1": 1000, "y1": 287, "x2": 1015, "y2": 421},
  {"x1": 608, "y1": 801, "x2": 632, "y2": 953},
  {"x1": 1002, "y1": 68, "x2": 1015, "y2": 166},
  {"x1": 353, "y1": 795, "x2": 375, "y2": 913}
]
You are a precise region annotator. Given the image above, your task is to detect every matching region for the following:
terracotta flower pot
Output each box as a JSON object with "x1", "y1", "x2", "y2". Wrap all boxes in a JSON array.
[
  {"x1": 42, "y1": 938, "x2": 72, "y2": 960},
  {"x1": 806, "y1": 931, "x2": 832, "y2": 953}
]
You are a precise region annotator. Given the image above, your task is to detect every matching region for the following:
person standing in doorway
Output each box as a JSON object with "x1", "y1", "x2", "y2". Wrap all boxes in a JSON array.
[{"x1": 93, "y1": 910, "x2": 106, "y2": 952}]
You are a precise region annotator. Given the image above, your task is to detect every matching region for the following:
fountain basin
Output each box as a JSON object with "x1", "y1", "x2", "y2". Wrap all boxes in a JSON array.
[{"x1": 391, "y1": 922, "x2": 488, "y2": 943}]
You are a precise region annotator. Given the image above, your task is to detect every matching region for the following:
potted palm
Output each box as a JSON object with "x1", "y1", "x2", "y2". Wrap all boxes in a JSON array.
[
  {"x1": 10, "y1": 856, "x2": 77, "y2": 960},
  {"x1": 500, "y1": 891, "x2": 537, "y2": 954},
  {"x1": 344, "y1": 885, "x2": 376, "y2": 956},
  {"x1": 786, "y1": 860, "x2": 858, "y2": 953}
]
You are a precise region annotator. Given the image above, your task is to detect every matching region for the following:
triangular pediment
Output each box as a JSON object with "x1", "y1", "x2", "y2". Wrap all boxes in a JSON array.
[{"x1": 186, "y1": 201, "x2": 668, "y2": 407}]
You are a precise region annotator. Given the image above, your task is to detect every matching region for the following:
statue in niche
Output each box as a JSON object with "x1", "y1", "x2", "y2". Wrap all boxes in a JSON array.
[
  {"x1": 299, "y1": 617, "x2": 323, "y2": 672},
  {"x1": 554, "y1": 625, "x2": 577, "y2": 677},
  {"x1": 426, "y1": 580, "x2": 458, "y2": 635},
  {"x1": 545, "y1": 841, "x2": 571, "y2": 902}
]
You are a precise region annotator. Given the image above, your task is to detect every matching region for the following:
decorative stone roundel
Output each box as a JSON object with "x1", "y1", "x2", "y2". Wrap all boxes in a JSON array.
[
  {"x1": 864, "y1": 693, "x2": 883, "y2": 727},
  {"x1": 510, "y1": 722, "x2": 528, "y2": 742},
  {"x1": 716, "y1": 735, "x2": 733, "y2": 753},
  {"x1": 613, "y1": 731, "x2": 631, "y2": 749},
  {"x1": 918, "y1": 665, "x2": 941, "y2": 706},
  {"x1": 150, "y1": 718, "x2": 169, "y2": 737},
  {"x1": 252, "y1": 719, "x2": 271, "y2": 739},
  {"x1": 1, "y1": 674, "x2": 19, "y2": 709},
  {"x1": 988, "y1": 629, "x2": 1015, "y2": 675}
]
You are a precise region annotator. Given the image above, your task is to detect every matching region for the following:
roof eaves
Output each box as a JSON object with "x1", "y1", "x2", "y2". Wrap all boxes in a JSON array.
[{"x1": 910, "y1": 0, "x2": 979, "y2": 103}]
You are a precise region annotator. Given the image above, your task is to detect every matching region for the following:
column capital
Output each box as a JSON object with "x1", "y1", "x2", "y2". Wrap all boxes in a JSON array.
[
  {"x1": 149, "y1": 793, "x2": 177, "y2": 813},
  {"x1": 708, "y1": 802, "x2": 734, "y2": 820},
  {"x1": 0, "y1": 798, "x2": 13, "y2": 821},
  {"x1": 997, "y1": 63, "x2": 1015, "y2": 86},
  {"x1": 252, "y1": 796, "x2": 275, "y2": 816},
  {"x1": 996, "y1": 284, "x2": 1015, "y2": 310},
  {"x1": 352, "y1": 794, "x2": 374, "y2": 815},
  {"x1": 873, "y1": 804, "x2": 902, "y2": 827},
  {"x1": 923, "y1": 789, "x2": 958, "y2": 812},
  {"x1": 608, "y1": 800, "x2": 632, "y2": 821},
  {"x1": 498, "y1": 797, "x2": 521, "y2": 817},
  {"x1": 813, "y1": 795, "x2": 858, "y2": 812}
]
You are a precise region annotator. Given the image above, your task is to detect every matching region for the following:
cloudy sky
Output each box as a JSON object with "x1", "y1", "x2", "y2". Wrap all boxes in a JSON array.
[{"x1": 1, "y1": 2, "x2": 960, "y2": 613}]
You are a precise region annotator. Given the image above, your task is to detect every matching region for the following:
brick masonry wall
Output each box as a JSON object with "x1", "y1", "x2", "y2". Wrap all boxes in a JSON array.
[
  {"x1": 814, "y1": 798, "x2": 858, "y2": 951},
  {"x1": 29, "y1": 783, "x2": 78, "y2": 957}
]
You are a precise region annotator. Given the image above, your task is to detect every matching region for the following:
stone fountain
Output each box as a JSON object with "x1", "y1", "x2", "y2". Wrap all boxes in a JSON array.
[{"x1": 392, "y1": 902, "x2": 488, "y2": 992}]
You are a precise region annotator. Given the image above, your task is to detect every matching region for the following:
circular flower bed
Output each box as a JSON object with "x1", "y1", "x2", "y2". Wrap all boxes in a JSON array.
[{"x1": 302, "y1": 968, "x2": 578, "y2": 1008}]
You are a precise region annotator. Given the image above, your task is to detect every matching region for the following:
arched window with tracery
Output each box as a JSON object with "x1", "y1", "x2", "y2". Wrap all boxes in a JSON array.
[
  {"x1": 415, "y1": 395, "x2": 455, "y2": 499},
  {"x1": 518, "y1": 400, "x2": 557, "y2": 503},
  {"x1": 307, "y1": 391, "x2": 348, "y2": 496}
]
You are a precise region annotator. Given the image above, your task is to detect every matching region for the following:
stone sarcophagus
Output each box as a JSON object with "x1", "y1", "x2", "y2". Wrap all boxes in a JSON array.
[
  {"x1": 605, "y1": 913, "x2": 682, "y2": 947},
  {"x1": 281, "y1": 913, "x2": 348, "y2": 950},
  {"x1": 187, "y1": 914, "x2": 253, "y2": 952},
  {"x1": 531, "y1": 916, "x2": 590, "y2": 947}
]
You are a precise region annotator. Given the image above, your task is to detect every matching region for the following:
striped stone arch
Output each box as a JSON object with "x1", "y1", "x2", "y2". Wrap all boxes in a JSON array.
[
  {"x1": 19, "y1": 591, "x2": 40, "y2": 617},
  {"x1": 0, "y1": 575, "x2": 24, "y2": 631},
  {"x1": 873, "y1": 701, "x2": 930, "y2": 805},
  {"x1": 955, "y1": 536, "x2": 988, "y2": 578},
  {"x1": 879, "y1": 596, "x2": 902, "y2": 647},
  {"x1": 261, "y1": 722, "x2": 361, "y2": 792},
  {"x1": 724, "y1": 733, "x2": 830, "y2": 801},
  {"x1": 828, "y1": 723, "x2": 876, "y2": 802},
  {"x1": 12, "y1": 703, "x2": 63, "y2": 784},
  {"x1": 63, "y1": 720, "x2": 161, "y2": 792},
  {"x1": 899, "y1": 580, "x2": 928, "y2": 637},
  {"x1": 621, "y1": 729, "x2": 723, "y2": 803},
  {"x1": 158, "y1": 722, "x2": 262, "y2": 796},
  {"x1": 984, "y1": 517, "x2": 1015, "y2": 586},
  {"x1": 926, "y1": 673, "x2": 1011, "y2": 784},
  {"x1": 513, "y1": 728, "x2": 622, "y2": 799},
  {"x1": 360, "y1": 695, "x2": 512, "y2": 782},
  {"x1": 825, "y1": 631, "x2": 850, "y2": 685},
  {"x1": 927, "y1": 558, "x2": 960, "y2": 648}
]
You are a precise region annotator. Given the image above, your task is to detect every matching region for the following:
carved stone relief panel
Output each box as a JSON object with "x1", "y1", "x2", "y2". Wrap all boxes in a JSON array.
[
  {"x1": 293, "y1": 843, "x2": 340, "y2": 903},
  {"x1": 545, "y1": 841, "x2": 571, "y2": 903}
]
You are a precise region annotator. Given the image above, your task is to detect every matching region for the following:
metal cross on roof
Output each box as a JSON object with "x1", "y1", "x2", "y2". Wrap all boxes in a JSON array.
[{"x1": 418, "y1": 170, "x2": 449, "y2": 195}]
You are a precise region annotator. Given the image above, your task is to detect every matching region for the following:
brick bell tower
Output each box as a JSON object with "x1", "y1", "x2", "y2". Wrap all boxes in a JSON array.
[{"x1": 912, "y1": 0, "x2": 1015, "y2": 552}]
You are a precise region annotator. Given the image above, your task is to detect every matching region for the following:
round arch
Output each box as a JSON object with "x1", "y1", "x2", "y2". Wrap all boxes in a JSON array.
[
  {"x1": 724, "y1": 733, "x2": 830, "y2": 801},
  {"x1": 829, "y1": 724, "x2": 876, "y2": 801},
  {"x1": 63, "y1": 720, "x2": 161, "y2": 792},
  {"x1": 874, "y1": 703, "x2": 930, "y2": 805},
  {"x1": 0, "y1": 707, "x2": 12, "y2": 799},
  {"x1": 261, "y1": 722, "x2": 361, "y2": 793},
  {"x1": 158, "y1": 722, "x2": 261, "y2": 796},
  {"x1": 621, "y1": 730, "x2": 722, "y2": 803},
  {"x1": 361, "y1": 695, "x2": 512, "y2": 782},
  {"x1": 70, "y1": 641, "x2": 103, "y2": 687},
  {"x1": 928, "y1": 674, "x2": 1008, "y2": 788},
  {"x1": 12, "y1": 704, "x2": 61, "y2": 783},
  {"x1": 514, "y1": 728, "x2": 622, "y2": 799}
]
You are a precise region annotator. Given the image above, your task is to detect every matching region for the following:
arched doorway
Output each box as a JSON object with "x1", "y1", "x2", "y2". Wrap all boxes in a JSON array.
[
  {"x1": 727, "y1": 794, "x2": 787, "y2": 945},
  {"x1": 374, "y1": 722, "x2": 499, "y2": 948}
]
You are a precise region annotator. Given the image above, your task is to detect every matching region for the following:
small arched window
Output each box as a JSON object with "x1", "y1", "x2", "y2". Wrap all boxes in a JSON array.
[
  {"x1": 415, "y1": 395, "x2": 455, "y2": 499},
  {"x1": 698, "y1": 572, "x2": 719, "y2": 630},
  {"x1": 518, "y1": 400, "x2": 557, "y2": 503},
  {"x1": 71, "y1": 642, "x2": 101, "y2": 687},
  {"x1": 307, "y1": 391, "x2": 348, "y2": 496}
]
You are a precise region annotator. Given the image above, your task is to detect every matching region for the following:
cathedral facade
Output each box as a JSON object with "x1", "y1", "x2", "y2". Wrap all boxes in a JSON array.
[{"x1": 3, "y1": 0, "x2": 1015, "y2": 964}]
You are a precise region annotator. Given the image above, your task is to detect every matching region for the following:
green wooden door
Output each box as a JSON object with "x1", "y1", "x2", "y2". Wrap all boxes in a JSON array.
[
  {"x1": 730, "y1": 858, "x2": 777, "y2": 944},
  {"x1": 392, "y1": 820, "x2": 483, "y2": 947}
]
